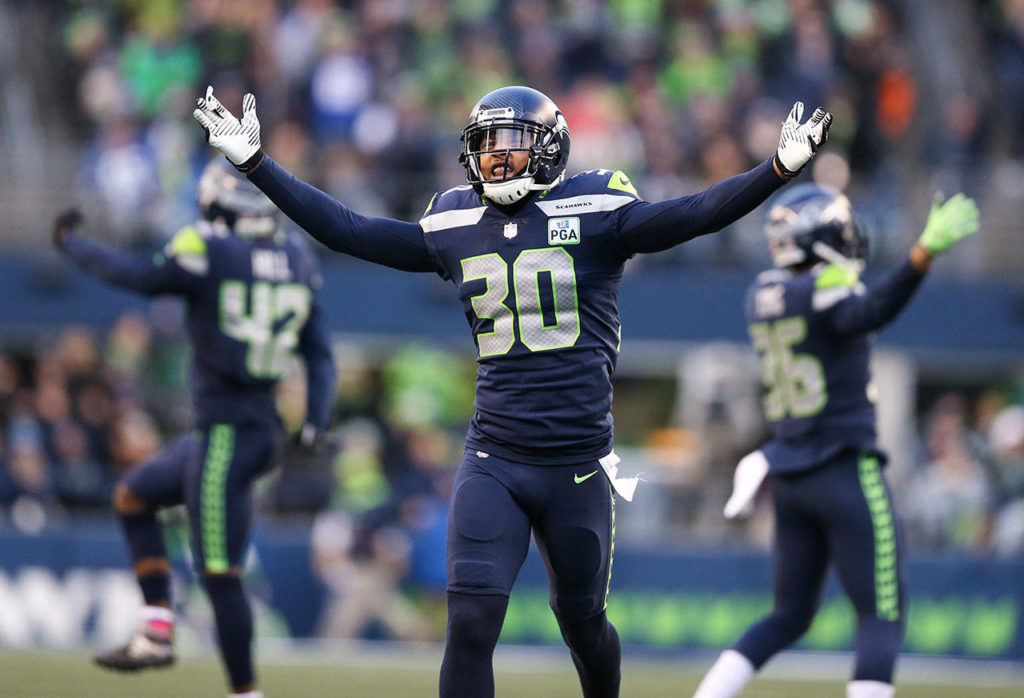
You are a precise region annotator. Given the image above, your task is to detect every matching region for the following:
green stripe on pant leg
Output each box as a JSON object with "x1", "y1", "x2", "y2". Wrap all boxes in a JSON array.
[
  {"x1": 603, "y1": 483, "x2": 615, "y2": 610},
  {"x1": 201, "y1": 424, "x2": 235, "y2": 574},
  {"x1": 858, "y1": 454, "x2": 900, "y2": 621}
]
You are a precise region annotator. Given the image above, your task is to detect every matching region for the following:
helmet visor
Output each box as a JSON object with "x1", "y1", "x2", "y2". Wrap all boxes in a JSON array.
[{"x1": 468, "y1": 125, "x2": 540, "y2": 153}]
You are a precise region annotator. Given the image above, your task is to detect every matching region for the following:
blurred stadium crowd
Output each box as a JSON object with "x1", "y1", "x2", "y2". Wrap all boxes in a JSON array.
[
  {"x1": 1, "y1": 0, "x2": 1024, "y2": 637},
  {"x1": 3, "y1": 0, "x2": 1021, "y2": 270}
]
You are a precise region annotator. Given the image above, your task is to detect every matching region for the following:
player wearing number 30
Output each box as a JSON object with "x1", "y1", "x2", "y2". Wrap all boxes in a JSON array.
[
  {"x1": 194, "y1": 84, "x2": 831, "y2": 698},
  {"x1": 695, "y1": 186, "x2": 980, "y2": 698},
  {"x1": 52, "y1": 159, "x2": 336, "y2": 698}
]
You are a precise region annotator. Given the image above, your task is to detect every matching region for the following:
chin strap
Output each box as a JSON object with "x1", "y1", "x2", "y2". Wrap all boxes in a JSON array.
[
  {"x1": 483, "y1": 172, "x2": 568, "y2": 205},
  {"x1": 483, "y1": 177, "x2": 534, "y2": 205},
  {"x1": 811, "y1": 241, "x2": 865, "y2": 274},
  {"x1": 529, "y1": 172, "x2": 564, "y2": 191}
]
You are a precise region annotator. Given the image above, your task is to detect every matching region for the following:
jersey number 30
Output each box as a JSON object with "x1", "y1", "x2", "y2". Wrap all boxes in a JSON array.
[
  {"x1": 461, "y1": 248, "x2": 580, "y2": 356},
  {"x1": 749, "y1": 317, "x2": 827, "y2": 420},
  {"x1": 220, "y1": 280, "x2": 312, "y2": 379}
]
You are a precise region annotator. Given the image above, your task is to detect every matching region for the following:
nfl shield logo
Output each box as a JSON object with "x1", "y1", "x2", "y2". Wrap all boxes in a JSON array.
[{"x1": 503, "y1": 223, "x2": 518, "y2": 239}]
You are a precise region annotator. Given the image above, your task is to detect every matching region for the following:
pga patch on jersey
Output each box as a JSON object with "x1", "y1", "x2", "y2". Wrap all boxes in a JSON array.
[{"x1": 547, "y1": 217, "x2": 581, "y2": 245}]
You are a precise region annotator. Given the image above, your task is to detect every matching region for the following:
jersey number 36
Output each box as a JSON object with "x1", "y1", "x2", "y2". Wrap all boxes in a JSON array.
[{"x1": 749, "y1": 317, "x2": 827, "y2": 421}]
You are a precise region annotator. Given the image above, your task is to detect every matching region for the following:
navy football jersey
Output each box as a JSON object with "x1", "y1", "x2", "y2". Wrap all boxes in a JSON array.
[
  {"x1": 420, "y1": 170, "x2": 640, "y2": 464},
  {"x1": 249, "y1": 153, "x2": 785, "y2": 466},
  {"x1": 745, "y1": 261, "x2": 924, "y2": 473},
  {"x1": 61, "y1": 223, "x2": 335, "y2": 429}
]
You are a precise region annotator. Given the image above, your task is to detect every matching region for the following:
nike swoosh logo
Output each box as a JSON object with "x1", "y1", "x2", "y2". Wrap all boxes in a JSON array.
[{"x1": 574, "y1": 470, "x2": 598, "y2": 484}]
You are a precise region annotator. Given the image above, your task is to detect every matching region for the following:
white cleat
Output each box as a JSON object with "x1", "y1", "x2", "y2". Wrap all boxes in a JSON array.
[{"x1": 94, "y1": 631, "x2": 175, "y2": 672}]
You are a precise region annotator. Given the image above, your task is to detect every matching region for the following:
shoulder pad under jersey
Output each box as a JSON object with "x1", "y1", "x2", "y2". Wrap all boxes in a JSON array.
[
  {"x1": 812, "y1": 263, "x2": 865, "y2": 311},
  {"x1": 161, "y1": 224, "x2": 209, "y2": 276}
]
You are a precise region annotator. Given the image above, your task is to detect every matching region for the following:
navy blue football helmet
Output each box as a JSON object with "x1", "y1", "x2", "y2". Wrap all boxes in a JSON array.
[
  {"x1": 764, "y1": 183, "x2": 867, "y2": 270},
  {"x1": 197, "y1": 158, "x2": 278, "y2": 237},
  {"x1": 459, "y1": 86, "x2": 570, "y2": 205}
]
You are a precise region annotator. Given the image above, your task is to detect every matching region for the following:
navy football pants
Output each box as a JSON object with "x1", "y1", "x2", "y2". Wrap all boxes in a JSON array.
[
  {"x1": 123, "y1": 422, "x2": 279, "y2": 574},
  {"x1": 734, "y1": 450, "x2": 907, "y2": 683},
  {"x1": 441, "y1": 449, "x2": 621, "y2": 697},
  {"x1": 445, "y1": 449, "x2": 615, "y2": 615}
]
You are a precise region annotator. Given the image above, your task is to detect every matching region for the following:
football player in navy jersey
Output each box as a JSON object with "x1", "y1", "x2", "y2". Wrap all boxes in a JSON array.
[
  {"x1": 53, "y1": 160, "x2": 336, "y2": 698},
  {"x1": 693, "y1": 185, "x2": 979, "y2": 698},
  {"x1": 194, "y1": 84, "x2": 831, "y2": 698}
]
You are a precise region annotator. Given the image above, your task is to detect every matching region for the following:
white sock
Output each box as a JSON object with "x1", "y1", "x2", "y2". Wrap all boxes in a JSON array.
[
  {"x1": 141, "y1": 605, "x2": 175, "y2": 625},
  {"x1": 847, "y1": 681, "x2": 895, "y2": 698},
  {"x1": 229, "y1": 691, "x2": 263, "y2": 698},
  {"x1": 693, "y1": 649, "x2": 756, "y2": 698}
]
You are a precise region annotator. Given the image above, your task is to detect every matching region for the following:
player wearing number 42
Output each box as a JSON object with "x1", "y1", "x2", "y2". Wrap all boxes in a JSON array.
[
  {"x1": 194, "y1": 84, "x2": 831, "y2": 698},
  {"x1": 696, "y1": 186, "x2": 980, "y2": 698},
  {"x1": 52, "y1": 160, "x2": 336, "y2": 698}
]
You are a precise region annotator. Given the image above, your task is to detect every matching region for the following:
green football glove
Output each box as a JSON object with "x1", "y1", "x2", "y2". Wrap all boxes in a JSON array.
[{"x1": 918, "y1": 192, "x2": 980, "y2": 255}]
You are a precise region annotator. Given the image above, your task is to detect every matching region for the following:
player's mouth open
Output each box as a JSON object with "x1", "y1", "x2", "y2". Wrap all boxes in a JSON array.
[{"x1": 491, "y1": 164, "x2": 511, "y2": 178}]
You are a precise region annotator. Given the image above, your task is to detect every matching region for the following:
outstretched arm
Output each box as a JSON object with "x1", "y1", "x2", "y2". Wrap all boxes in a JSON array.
[
  {"x1": 825, "y1": 261, "x2": 927, "y2": 336},
  {"x1": 249, "y1": 156, "x2": 435, "y2": 272},
  {"x1": 617, "y1": 157, "x2": 785, "y2": 254},
  {"x1": 618, "y1": 102, "x2": 832, "y2": 255},
  {"x1": 194, "y1": 87, "x2": 435, "y2": 273},
  {"x1": 54, "y1": 211, "x2": 198, "y2": 296},
  {"x1": 827, "y1": 193, "x2": 980, "y2": 336}
]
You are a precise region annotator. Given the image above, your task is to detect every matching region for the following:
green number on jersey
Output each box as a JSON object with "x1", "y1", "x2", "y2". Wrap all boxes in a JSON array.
[
  {"x1": 219, "y1": 280, "x2": 312, "y2": 379},
  {"x1": 461, "y1": 254, "x2": 515, "y2": 357},
  {"x1": 461, "y1": 248, "x2": 581, "y2": 356},
  {"x1": 749, "y1": 317, "x2": 827, "y2": 421}
]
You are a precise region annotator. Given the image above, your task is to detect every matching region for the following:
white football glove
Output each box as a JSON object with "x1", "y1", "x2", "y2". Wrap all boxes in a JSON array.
[
  {"x1": 774, "y1": 101, "x2": 832, "y2": 179},
  {"x1": 193, "y1": 86, "x2": 263, "y2": 171},
  {"x1": 723, "y1": 450, "x2": 769, "y2": 519}
]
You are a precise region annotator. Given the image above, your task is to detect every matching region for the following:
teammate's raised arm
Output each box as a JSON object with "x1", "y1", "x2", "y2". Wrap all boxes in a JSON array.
[
  {"x1": 53, "y1": 209, "x2": 201, "y2": 297},
  {"x1": 823, "y1": 190, "x2": 980, "y2": 337}
]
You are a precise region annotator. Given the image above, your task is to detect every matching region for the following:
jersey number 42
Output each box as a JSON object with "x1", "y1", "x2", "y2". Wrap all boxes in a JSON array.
[{"x1": 219, "y1": 280, "x2": 312, "y2": 379}]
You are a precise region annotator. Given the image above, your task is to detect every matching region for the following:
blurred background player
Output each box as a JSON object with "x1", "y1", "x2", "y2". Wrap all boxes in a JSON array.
[
  {"x1": 193, "y1": 84, "x2": 830, "y2": 698},
  {"x1": 694, "y1": 185, "x2": 980, "y2": 698},
  {"x1": 51, "y1": 160, "x2": 337, "y2": 698}
]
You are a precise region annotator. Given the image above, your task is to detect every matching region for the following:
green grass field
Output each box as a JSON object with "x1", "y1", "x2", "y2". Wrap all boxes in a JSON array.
[{"x1": 3, "y1": 645, "x2": 1023, "y2": 697}]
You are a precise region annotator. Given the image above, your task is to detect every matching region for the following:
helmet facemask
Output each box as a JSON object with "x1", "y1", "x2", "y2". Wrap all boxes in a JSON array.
[
  {"x1": 459, "y1": 91, "x2": 570, "y2": 205},
  {"x1": 198, "y1": 159, "x2": 279, "y2": 238},
  {"x1": 462, "y1": 116, "x2": 543, "y2": 205},
  {"x1": 765, "y1": 187, "x2": 866, "y2": 274}
]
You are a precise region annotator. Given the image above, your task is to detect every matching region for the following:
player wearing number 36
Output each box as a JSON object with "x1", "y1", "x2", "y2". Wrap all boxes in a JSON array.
[
  {"x1": 695, "y1": 186, "x2": 979, "y2": 698},
  {"x1": 52, "y1": 160, "x2": 336, "y2": 698},
  {"x1": 194, "y1": 84, "x2": 831, "y2": 698}
]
